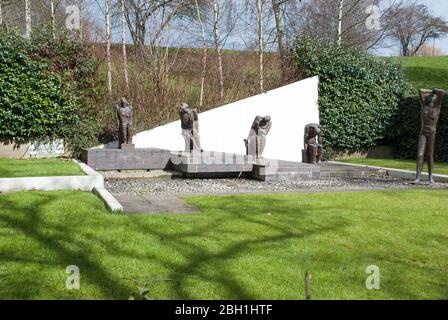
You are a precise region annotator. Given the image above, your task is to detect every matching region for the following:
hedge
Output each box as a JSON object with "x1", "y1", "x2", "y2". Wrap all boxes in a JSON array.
[
  {"x1": 384, "y1": 95, "x2": 448, "y2": 162},
  {"x1": 291, "y1": 36, "x2": 410, "y2": 155}
]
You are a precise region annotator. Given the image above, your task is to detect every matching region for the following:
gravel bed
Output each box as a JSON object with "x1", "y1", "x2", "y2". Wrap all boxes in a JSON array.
[{"x1": 105, "y1": 176, "x2": 448, "y2": 196}]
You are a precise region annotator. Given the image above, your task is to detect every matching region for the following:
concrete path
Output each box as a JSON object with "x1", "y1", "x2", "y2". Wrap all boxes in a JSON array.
[{"x1": 114, "y1": 194, "x2": 198, "y2": 215}]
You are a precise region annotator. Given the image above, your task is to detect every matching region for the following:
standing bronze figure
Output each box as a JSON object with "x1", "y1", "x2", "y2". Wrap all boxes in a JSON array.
[
  {"x1": 245, "y1": 116, "x2": 272, "y2": 159},
  {"x1": 179, "y1": 103, "x2": 202, "y2": 152},
  {"x1": 116, "y1": 97, "x2": 134, "y2": 149},
  {"x1": 415, "y1": 89, "x2": 445, "y2": 183},
  {"x1": 302, "y1": 123, "x2": 322, "y2": 164}
]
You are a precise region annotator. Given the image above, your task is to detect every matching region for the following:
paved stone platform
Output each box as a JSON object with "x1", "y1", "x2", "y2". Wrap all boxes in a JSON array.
[
  {"x1": 82, "y1": 147, "x2": 172, "y2": 171},
  {"x1": 114, "y1": 194, "x2": 198, "y2": 215}
]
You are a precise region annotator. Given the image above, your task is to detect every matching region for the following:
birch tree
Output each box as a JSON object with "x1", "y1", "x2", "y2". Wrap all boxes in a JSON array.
[
  {"x1": 79, "y1": 0, "x2": 83, "y2": 43},
  {"x1": 50, "y1": 0, "x2": 55, "y2": 38},
  {"x1": 105, "y1": 0, "x2": 112, "y2": 94},
  {"x1": 272, "y1": 0, "x2": 285, "y2": 63},
  {"x1": 120, "y1": 0, "x2": 130, "y2": 93},
  {"x1": 257, "y1": 0, "x2": 264, "y2": 92},
  {"x1": 0, "y1": 0, "x2": 3, "y2": 27},
  {"x1": 337, "y1": 0, "x2": 344, "y2": 45},
  {"x1": 25, "y1": 0, "x2": 31, "y2": 38},
  {"x1": 195, "y1": 0, "x2": 207, "y2": 108},
  {"x1": 212, "y1": 0, "x2": 224, "y2": 100}
]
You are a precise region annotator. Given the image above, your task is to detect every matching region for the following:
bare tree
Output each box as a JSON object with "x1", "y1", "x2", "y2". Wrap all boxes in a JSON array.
[
  {"x1": 0, "y1": 0, "x2": 3, "y2": 27},
  {"x1": 386, "y1": 2, "x2": 448, "y2": 56},
  {"x1": 337, "y1": 0, "x2": 344, "y2": 45},
  {"x1": 79, "y1": 0, "x2": 84, "y2": 43},
  {"x1": 50, "y1": 0, "x2": 55, "y2": 38},
  {"x1": 257, "y1": 0, "x2": 264, "y2": 92},
  {"x1": 120, "y1": 0, "x2": 130, "y2": 93},
  {"x1": 25, "y1": 0, "x2": 31, "y2": 38},
  {"x1": 213, "y1": 0, "x2": 224, "y2": 100},
  {"x1": 271, "y1": 0, "x2": 288, "y2": 63},
  {"x1": 105, "y1": 0, "x2": 112, "y2": 94},
  {"x1": 296, "y1": 0, "x2": 402, "y2": 51},
  {"x1": 194, "y1": 0, "x2": 208, "y2": 108}
]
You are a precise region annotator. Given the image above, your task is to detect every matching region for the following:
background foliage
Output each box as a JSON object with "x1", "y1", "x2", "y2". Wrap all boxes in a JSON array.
[
  {"x1": 292, "y1": 36, "x2": 411, "y2": 155},
  {"x1": 0, "y1": 28, "x2": 100, "y2": 156}
]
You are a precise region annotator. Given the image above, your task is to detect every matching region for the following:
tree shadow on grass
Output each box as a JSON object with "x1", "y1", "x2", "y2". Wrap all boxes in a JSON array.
[
  {"x1": 0, "y1": 193, "x2": 131, "y2": 299},
  {"x1": 127, "y1": 195, "x2": 350, "y2": 299}
]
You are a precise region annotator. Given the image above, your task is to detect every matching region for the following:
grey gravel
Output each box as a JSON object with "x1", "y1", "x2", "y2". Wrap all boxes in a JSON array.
[{"x1": 105, "y1": 176, "x2": 448, "y2": 196}]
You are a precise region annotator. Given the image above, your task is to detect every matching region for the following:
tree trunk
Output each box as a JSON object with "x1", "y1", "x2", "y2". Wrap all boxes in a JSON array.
[
  {"x1": 195, "y1": 0, "x2": 207, "y2": 108},
  {"x1": 0, "y1": 0, "x2": 3, "y2": 28},
  {"x1": 272, "y1": 0, "x2": 285, "y2": 65},
  {"x1": 50, "y1": 0, "x2": 55, "y2": 39},
  {"x1": 25, "y1": 0, "x2": 31, "y2": 38},
  {"x1": 257, "y1": 0, "x2": 264, "y2": 92},
  {"x1": 213, "y1": 0, "x2": 224, "y2": 101},
  {"x1": 121, "y1": 0, "x2": 130, "y2": 94},
  {"x1": 337, "y1": 0, "x2": 344, "y2": 45},
  {"x1": 105, "y1": 0, "x2": 112, "y2": 95},
  {"x1": 79, "y1": 0, "x2": 83, "y2": 43}
]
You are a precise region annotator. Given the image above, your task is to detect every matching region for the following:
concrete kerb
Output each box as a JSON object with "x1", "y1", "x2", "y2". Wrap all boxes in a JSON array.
[
  {"x1": 73, "y1": 159, "x2": 123, "y2": 213},
  {"x1": 0, "y1": 159, "x2": 123, "y2": 213},
  {"x1": 328, "y1": 161, "x2": 448, "y2": 183}
]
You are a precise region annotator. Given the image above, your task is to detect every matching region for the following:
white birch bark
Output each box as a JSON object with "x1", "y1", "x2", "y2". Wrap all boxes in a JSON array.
[
  {"x1": 121, "y1": 0, "x2": 130, "y2": 93},
  {"x1": 213, "y1": 0, "x2": 224, "y2": 100},
  {"x1": 106, "y1": 0, "x2": 112, "y2": 94}
]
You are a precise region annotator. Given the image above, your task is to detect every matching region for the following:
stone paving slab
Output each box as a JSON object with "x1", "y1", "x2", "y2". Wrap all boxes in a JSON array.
[{"x1": 114, "y1": 194, "x2": 198, "y2": 215}]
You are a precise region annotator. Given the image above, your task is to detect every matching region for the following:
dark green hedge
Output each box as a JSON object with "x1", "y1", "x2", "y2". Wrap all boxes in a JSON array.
[
  {"x1": 0, "y1": 28, "x2": 100, "y2": 156},
  {"x1": 384, "y1": 96, "x2": 448, "y2": 162},
  {"x1": 291, "y1": 36, "x2": 410, "y2": 154},
  {"x1": 0, "y1": 31, "x2": 78, "y2": 142}
]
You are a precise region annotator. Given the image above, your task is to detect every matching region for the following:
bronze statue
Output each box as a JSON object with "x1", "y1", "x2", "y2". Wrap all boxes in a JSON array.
[
  {"x1": 302, "y1": 123, "x2": 322, "y2": 164},
  {"x1": 245, "y1": 116, "x2": 272, "y2": 159},
  {"x1": 179, "y1": 103, "x2": 202, "y2": 152},
  {"x1": 116, "y1": 97, "x2": 134, "y2": 149},
  {"x1": 415, "y1": 88, "x2": 445, "y2": 183}
]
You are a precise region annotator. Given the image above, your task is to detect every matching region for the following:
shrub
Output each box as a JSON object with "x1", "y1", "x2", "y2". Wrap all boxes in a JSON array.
[
  {"x1": 0, "y1": 28, "x2": 100, "y2": 156},
  {"x1": 384, "y1": 96, "x2": 448, "y2": 162},
  {"x1": 0, "y1": 31, "x2": 77, "y2": 143},
  {"x1": 291, "y1": 36, "x2": 411, "y2": 154}
]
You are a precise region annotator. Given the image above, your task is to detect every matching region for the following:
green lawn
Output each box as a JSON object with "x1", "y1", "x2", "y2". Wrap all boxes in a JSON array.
[
  {"x1": 388, "y1": 56, "x2": 448, "y2": 90},
  {"x1": 0, "y1": 158, "x2": 84, "y2": 178},
  {"x1": 338, "y1": 158, "x2": 448, "y2": 175},
  {"x1": 0, "y1": 190, "x2": 447, "y2": 300}
]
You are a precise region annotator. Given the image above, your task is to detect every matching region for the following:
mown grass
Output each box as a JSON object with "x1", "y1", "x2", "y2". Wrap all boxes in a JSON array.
[
  {"x1": 338, "y1": 158, "x2": 448, "y2": 175},
  {"x1": 0, "y1": 158, "x2": 84, "y2": 178},
  {"x1": 0, "y1": 190, "x2": 447, "y2": 300},
  {"x1": 389, "y1": 56, "x2": 448, "y2": 91}
]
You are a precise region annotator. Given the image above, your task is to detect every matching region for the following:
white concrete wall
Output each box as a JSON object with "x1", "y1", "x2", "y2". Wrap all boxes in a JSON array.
[{"x1": 133, "y1": 76, "x2": 320, "y2": 163}]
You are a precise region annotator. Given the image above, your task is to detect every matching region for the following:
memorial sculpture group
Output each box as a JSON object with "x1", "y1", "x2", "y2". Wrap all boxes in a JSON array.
[{"x1": 115, "y1": 88, "x2": 445, "y2": 183}]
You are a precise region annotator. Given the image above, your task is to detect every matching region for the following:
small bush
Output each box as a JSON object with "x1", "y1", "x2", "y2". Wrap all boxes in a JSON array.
[{"x1": 291, "y1": 36, "x2": 411, "y2": 154}]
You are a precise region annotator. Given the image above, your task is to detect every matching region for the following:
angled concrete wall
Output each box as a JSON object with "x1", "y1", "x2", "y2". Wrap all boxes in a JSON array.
[{"x1": 110, "y1": 77, "x2": 319, "y2": 163}]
